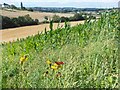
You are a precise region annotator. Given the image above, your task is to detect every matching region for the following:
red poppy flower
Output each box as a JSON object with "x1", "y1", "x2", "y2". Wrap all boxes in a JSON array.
[{"x1": 55, "y1": 61, "x2": 64, "y2": 65}]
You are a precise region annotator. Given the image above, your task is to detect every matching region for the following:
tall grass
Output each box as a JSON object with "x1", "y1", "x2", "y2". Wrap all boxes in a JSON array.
[{"x1": 1, "y1": 9, "x2": 119, "y2": 88}]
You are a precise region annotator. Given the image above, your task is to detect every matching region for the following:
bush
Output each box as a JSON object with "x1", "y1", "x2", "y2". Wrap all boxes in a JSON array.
[
  {"x1": 69, "y1": 13, "x2": 85, "y2": 21},
  {"x1": 44, "y1": 16, "x2": 48, "y2": 21},
  {"x1": 10, "y1": 5, "x2": 18, "y2": 9},
  {"x1": 52, "y1": 15, "x2": 60, "y2": 22},
  {"x1": 60, "y1": 16, "x2": 69, "y2": 22},
  {"x1": 2, "y1": 16, "x2": 17, "y2": 29},
  {"x1": 28, "y1": 8, "x2": 34, "y2": 12},
  {"x1": 1, "y1": 14, "x2": 39, "y2": 29},
  {"x1": 52, "y1": 13, "x2": 85, "y2": 23}
]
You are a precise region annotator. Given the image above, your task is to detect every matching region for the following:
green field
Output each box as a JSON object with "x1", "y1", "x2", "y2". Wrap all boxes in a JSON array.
[{"x1": 1, "y1": 9, "x2": 119, "y2": 88}]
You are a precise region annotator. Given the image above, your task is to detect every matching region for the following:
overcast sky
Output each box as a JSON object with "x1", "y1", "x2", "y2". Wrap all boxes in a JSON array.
[{"x1": 1, "y1": 0, "x2": 119, "y2": 8}]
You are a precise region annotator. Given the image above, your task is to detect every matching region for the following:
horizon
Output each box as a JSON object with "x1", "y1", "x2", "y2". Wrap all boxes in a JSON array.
[{"x1": 1, "y1": 0, "x2": 119, "y2": 8}]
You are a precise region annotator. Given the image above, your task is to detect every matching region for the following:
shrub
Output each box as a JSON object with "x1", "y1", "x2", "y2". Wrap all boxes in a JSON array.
[
  {"x1": 52, "y1": 13, "x2": 85, "y2": 23},
  {"x1": 52, "y1": 15, "x2": 60, "y2": 22},
  {"x1": 28, "y1": 8, "x2": 34, "y2": 12},
  {"x1": 2, "y1": 16, "x2": 17, "y2": 29},
  {"x1": 1, "y1": 14, "x2": 39, "y2": 29},
  {"x1": 10, "y1": 5, "x2": 18, "y2": 9},
  {"x1": 44, "y1": 16, "x2": 49, "y2": 21},
  {"x1": 69, "y1": 13, "x2": 85, "y2": 21},
  {"x1": 60, "y1": 16, "x2": 69, "y2": 22}
]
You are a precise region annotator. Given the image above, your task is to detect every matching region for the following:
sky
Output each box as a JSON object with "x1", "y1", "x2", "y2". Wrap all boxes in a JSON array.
[{"x1": 1, "y1": 0, "x2": 120, "y2": 8}]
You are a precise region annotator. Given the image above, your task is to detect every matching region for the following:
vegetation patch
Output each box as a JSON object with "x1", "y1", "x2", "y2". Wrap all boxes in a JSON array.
[
  {"x1": 1, "y1": 9, "x2": 119, "y2": 88},
  {"x1": 1, "y1": 14, "x2": 39, "y2": 29}
]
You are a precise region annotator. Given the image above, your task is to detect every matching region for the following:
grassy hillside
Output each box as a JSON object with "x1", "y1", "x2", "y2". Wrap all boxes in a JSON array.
[{"x1": 1, "y1": 9, "x2": 119, "y2": 88}]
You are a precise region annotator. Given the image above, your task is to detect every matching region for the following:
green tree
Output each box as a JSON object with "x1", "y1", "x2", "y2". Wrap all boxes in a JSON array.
[
  {"x1": 44, "y1": 16, "x2": 48, "y2": 21},
  {"x1": 28, "y1": 8, "x2": 33, "y2": 12},
  {"x1": 11, "y1": 5, "x2": 18, "y2": 9},
  {"x1": 52, "y1": 15, "x2": 60, "y2": 22},
  {"x1": 21, "y1": 2, "x2": 23, "y2": 9}
]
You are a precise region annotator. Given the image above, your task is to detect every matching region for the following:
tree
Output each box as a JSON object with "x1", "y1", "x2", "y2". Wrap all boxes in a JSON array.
[
  {"x1": 60, "y1": 16, "x2": 69, "y2": 22},
  {"x1": 34, "y1": 19, "x2": 39, "y2": 24},
  {"x1": 44, "y1": 16, "x2": 48, "y2": 21},
  {"x1": 20, "y1": 2, "x2": 26, "y2": 10},
  {"x1": 28, "y1": 8, "x2": 33, "y2": 12},
  {"x1": 11, "y1": 4, "x2": 18, "y2": 9},
  {"x1": 69, "y1": 13, "x2": 85, "y2": 21},
  {"x1": 52, "y1": 15, "x2": 60, "y2": 22},
  {"x1": 21, "y1": 2, "x2": 23, "y2": 9}
]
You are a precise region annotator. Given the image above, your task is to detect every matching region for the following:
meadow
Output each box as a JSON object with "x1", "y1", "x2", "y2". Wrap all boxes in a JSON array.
[{"x1": 1, "y1": 9, "x2": 119, "y2": 88}]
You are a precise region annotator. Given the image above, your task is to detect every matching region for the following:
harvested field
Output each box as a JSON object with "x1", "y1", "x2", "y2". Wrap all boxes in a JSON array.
[
  {"x1": 0, "y1": 9, "x2": 74, "y2": 22},
  {"x1": 1, "y1": 20, "x2": 84, "y2": 43}
]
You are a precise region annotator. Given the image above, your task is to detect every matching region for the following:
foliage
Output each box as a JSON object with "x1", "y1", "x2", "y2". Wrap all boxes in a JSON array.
[
  {"x1": 27, "y1": 8, "x2": 34, "y2": 12},
  {"x1": 52, "y1": 13, "x2": 85, "y2": 23},
  {"x1": 44, "y1": 16, "x2": 49, "y2": 21},
  {"x1": 1, "y1": 9, "x2": 119, "y2": 88},
  {"x1": 69, "y1": 13, "x2": 85, "y2": 21},
  {"x1": 10, "y1": 5, "x2": 18, "y2": 10},
  {"x1": 1, "y1": 14, "x2": 39, "y2": 29},
  {"x1": 20, "y1": 2, "x2": 26, "y2": 10},
  {"x1": 49, "y1": 20, "x2": 53, "y2": 31},
  {"x1": 52, "y1": 15, "x2": 61, "y2": 22}
]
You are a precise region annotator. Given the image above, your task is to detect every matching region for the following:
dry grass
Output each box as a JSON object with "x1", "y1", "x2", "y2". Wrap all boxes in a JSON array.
[{"x1": 0, "y1": 9, "x2": 74, "y2": 22}]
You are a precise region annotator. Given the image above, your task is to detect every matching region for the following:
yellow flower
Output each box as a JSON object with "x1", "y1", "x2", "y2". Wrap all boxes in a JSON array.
[
  {"x1": 54, "y1": 63, "x2": 59, "y2": 67},
  {"x1": 46, "y1": 60, "x2": 52, "y2": 65},
  {"x1": 52, "y1": 63, "x2": 62, "y2": 70},
  {"x1": 20, "y1": 55, "x2": 28, "y2": 65},
  {"x1": 51, "y1": 65, "x2": 58, "y2": 70}
]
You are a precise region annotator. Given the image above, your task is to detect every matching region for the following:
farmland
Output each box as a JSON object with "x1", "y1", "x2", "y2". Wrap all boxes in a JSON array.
[
  {"x1": 1, "y1": 9, "x2": 119, "y2": 88},
  {"x1": 1, "y1": 20, "x2": 84, "y2": 43},
  {"x1": 0, "y1": 9, "x2": 74, "y2": 22}
]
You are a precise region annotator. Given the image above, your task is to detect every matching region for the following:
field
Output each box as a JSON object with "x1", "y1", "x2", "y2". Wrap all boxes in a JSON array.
[
  {"x1": 0, "y1": 9, "x2": 74, "y2": 22},
  {"x1": 1, "y1": 9, "x2": 119, "y2": 88},
  {"x1": 1, "y1": 20, "x2": 84, "y2": 43}
]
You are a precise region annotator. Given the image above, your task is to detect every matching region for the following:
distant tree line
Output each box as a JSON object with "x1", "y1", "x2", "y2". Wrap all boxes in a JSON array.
[
  {"x1": 51, "y1": 13, "x2": 85, "y2": 23},
  {"x1": 3, "y1": 3, "x2": 20, "y2": 10},
  {"x1": 1, "y1": 14, "x2": 39, "y2": 29},
  {"x1": 31, "y1": 7, "x2": 104, "y2": 13},
  {"x1": 2, "y1": 2, "x2": 34, "y2": 12}
]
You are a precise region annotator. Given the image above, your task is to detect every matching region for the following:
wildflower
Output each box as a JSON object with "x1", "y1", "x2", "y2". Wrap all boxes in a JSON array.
[
  {"x1": 46, "y1": 60, "x2": 52, "y2": 65},
  {"x1": 51, "y1": 65, "x2": 58, "y2": 70},
  {"x1": 53, "y1": 63, "x2": 59, "y2": 67},
  {"x1": 20, "y1": 55, "x2": 28, "y2": 65},
  {"x1": 55, "y1": 61, "x2": 64, "y2": 65}
]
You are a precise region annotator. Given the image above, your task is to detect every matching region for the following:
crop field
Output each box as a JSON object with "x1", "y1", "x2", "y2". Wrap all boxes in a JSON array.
[
  {"x1": 0, "y1": 9, "x2": 74, "y2": 22},
  {"x1": 1, "y1": 20, "x2": 84, "y2": 43},
  {"x1": 1, "y1": 9, "x2": 119, "y2": 88}
]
